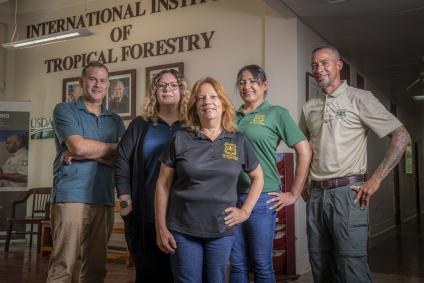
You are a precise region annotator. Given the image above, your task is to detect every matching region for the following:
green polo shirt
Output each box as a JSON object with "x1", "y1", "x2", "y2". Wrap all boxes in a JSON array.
[{"x1": 237, "y1": 100, "x2": 306, "y2": 193}]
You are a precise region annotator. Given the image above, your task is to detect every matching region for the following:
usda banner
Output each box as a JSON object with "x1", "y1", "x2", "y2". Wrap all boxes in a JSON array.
[{"x1": 0, "y1": 101, "x2": 30, "y2": 191}]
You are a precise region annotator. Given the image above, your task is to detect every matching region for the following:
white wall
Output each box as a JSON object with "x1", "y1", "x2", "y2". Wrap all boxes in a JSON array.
[{"x1": 5, "y1": 0, "x2": 270, "y2": 187}]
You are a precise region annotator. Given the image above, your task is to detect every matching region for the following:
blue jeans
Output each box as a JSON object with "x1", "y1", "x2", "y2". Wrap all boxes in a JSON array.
[
  {"x1": 170, "y1": 231, "x2": 235, "y2": 283},
  {"x1": 230, "y1": 192, "x2": 277, "y2": 283}
]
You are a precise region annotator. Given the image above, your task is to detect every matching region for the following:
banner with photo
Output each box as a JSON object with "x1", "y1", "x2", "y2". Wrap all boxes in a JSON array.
[{"x1": 0, "y1": 101, "x2": 30, "y2": 191}]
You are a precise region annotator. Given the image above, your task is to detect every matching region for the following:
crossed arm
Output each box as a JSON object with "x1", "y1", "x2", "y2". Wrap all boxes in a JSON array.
[
  {"x1": 61, "y1": 135, "x2": 118, "y2": 165},
  {"x1": 352, "y1": 125, "x2": 411, "y2": 207}
]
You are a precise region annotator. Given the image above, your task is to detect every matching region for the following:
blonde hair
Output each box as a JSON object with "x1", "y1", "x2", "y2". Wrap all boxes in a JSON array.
[
  {"x1": 141, "y1": 69, "x2": 190, "y2": 124},
  {"x1": 185, "y1": 77, "x2": 237, "y2": 133}
]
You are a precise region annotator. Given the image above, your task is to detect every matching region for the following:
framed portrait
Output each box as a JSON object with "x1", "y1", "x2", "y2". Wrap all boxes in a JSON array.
[
  {"x1": 62, "y1": 77, "x2": 81, "y2": 103},
  {"x1": 107, "y1": 69, "x2": 136, "y2": 120},
  {"x1": 145, "y1": 62, "x2": 184, "y2": 91},
  {"x1": 62, "y1": 69, "x2": 136, "y2": 120},
  {"x1": 306, "y1": 72, "x2": 321, "y2": 100}
]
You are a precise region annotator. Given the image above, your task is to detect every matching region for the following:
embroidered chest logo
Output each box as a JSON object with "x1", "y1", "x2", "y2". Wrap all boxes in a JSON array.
[
  {"x1": 223, "y1": 142, "x2": 239, "y2": 161},
  {"x1": 250, "y1": 114, "x2": 265, "y2": 125},
  {"x1": 335, "y1": 109, "x2": 346, "y2": 119}
]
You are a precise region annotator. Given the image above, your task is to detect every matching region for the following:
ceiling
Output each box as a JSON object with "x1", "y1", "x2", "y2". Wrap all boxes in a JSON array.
[
  {"x1": 1, "y1": 0, "x2": 424, "y2": 103},
  {"x1": 280, "y1": 0, "x2": 424, "y2": 103}
]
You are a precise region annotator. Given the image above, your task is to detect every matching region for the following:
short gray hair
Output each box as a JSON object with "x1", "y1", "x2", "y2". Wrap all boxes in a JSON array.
[{"x1": 312, "y1": 46, "x2": 340, "y2": 60}]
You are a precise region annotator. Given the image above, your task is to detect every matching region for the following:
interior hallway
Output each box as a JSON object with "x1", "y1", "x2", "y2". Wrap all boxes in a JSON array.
[
  {"x1": 294, "y1": 214, "x2": 424, "y2": 283},
  {"x1": 0, "y1": 214, "x2": 423, "y2": 282}
]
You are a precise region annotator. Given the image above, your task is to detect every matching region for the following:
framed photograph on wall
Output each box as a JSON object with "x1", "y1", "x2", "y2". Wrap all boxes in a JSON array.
[
  {"x1": 306, "y1": 72, "x2": 321, "y2": 100},
  {"x1": 107, "y1": 69, "x2": 136, "y2": 120},
  {"x1": 62, "y1": 77, "x2": 81, "y2": 103},
  {"x1": 62, "y1": 69, "x2": 136, "y2": 120},
  {"x1": 145, "y1": 62, "x2": 184, "y2": 91}
]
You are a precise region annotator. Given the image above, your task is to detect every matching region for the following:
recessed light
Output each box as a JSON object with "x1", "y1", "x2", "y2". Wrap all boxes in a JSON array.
[
  {"x1": 412, "y1": 95, "x2": 424, "y2": 101},
  {"x1": 328, "y1": 0, "x2": 348, "y2": 3}
]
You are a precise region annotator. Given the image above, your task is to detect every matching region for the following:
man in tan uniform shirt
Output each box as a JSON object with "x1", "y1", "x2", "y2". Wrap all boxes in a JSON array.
[{"x1": 299, "y1": 46, "x2": 411, "y2": 283}]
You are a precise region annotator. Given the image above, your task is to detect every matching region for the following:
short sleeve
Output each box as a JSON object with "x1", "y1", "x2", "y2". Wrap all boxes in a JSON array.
[
  {"x1": 159, "y1": 134, "x2": 177, "y2": 168},
  {"x1": 52, "y1": 103, "x2": 83, "y2": 144},
  {"x1": 358, "y1": 92, "x2": 402, "y2": 138},
  {"x1": 16, "y1": 154, "x2": 28, "y2": 175},
  {"x1": 115, "y1": 115, "x2": 126, "y2": 139},
  {"x1": 241, "y1": 135, "x2": 259, "y2": 173},
  {"x1": 298, "y1": 108, "x2": 309, "y2": 140},
  {"x1": 276, "y1": 108, "x2": 306, "y2": 147}
]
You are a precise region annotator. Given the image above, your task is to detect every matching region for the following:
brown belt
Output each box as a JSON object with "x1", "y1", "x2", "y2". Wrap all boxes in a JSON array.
[{"x1": 311, "y1": 174, "x2": 366, "y2": 190}]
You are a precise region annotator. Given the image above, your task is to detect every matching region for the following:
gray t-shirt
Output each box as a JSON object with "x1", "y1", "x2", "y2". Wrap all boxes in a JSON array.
[{"x1": 160, "y1": 129, "x2": 259, "y2": 238}]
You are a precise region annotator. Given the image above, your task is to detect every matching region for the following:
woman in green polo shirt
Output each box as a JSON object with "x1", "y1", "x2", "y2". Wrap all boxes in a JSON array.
[{"x1": 230, "y1": 65, "x2": 312, "y2": 282}]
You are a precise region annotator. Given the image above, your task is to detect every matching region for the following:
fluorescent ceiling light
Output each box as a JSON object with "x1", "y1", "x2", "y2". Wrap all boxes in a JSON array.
[
  {"x1": 412, "y1": 95, "x2": 424, "y2": 101},
  {"x1": 1, "y1": 28, "x2": 93, "y2": 49}
]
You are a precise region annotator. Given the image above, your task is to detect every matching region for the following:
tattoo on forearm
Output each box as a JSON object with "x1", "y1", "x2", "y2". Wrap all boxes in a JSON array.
[{"x1": 374, "y1": 126, "x2": 410, "y2": 181}]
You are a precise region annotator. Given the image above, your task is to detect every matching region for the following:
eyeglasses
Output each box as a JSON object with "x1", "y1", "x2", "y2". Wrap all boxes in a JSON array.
[
  {"x1": 238, "y1": 78, "x2": 260, "y2": 87},
  {"x1": 156, "y1": 82, "x2": 180, "y2": 91}
]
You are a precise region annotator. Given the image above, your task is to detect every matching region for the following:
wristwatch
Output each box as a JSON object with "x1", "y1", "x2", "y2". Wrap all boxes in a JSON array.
[{"x1": 119, "y1": 200, "x2": 129, "y2": 209}]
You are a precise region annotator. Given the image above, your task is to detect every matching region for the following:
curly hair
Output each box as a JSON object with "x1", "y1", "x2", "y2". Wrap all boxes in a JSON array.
[
  {"x1": 185, "y1": 77, "x2": 237, "y2": 133},
  {"x1": 141, "y1": 69, "x2": 190, "y2": 124}
]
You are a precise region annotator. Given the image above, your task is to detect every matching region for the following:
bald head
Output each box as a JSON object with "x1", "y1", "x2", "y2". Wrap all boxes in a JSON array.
[{"x1": 5, "y1": 134, "x2": 26, "y2": 153}]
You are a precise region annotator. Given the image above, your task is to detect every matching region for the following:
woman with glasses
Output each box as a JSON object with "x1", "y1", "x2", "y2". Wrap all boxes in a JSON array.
[
  {"x1": 114, "y1": 69, "x2": 190, "y2": 283},
  {"x1": 230, "y1": 65, "x2": 312, "y2": 282},
  {"x1": 155, "y1": 77, "x2": 264, "y2": 283}
]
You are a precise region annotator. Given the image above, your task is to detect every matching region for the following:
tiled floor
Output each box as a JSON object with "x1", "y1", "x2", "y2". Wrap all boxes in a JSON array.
[
  {"x1": 294, "y1": 215, "x2": 424, "y2": 283},
  {"x1": 0, "y1": 215, "x2": 423, "y2": 282}
]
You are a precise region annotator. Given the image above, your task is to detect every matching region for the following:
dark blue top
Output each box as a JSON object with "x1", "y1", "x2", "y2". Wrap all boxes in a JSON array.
[
  {"x1": 52, "y1": 97, "x2": 125, "y2": 206},
  {"x1": 142, "y1": 119, "x2": 181, "y2": 222}
]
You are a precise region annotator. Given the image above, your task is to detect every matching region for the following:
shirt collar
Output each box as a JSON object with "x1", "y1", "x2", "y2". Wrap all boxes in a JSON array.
[
  {"x1": 237, "y1": 100, "x2": 271, "y2": 115},
  {"x1": 76, "y1": 96, "x2": 110, "y2": 116},
  {"x1": 327, "y1": 80, "x2": 348, "y2": 98},
  {"x1": 193, "y1": 129, "x2": 234, "y2": 140},
  {"x1": 156, "y1": 116, "x2": 181, "y2": 128}
]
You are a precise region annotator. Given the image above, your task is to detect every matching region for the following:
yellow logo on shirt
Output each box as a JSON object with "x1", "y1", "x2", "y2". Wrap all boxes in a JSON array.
[
  {"x1": 251, "y1": 114, "x2": 265, "y2": 125},
  {"x1": 223, "y1": 142, "x2": 239, "y2": 161}
]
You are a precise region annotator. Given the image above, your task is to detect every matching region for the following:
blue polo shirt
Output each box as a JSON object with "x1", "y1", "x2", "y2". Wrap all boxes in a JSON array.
[{"x1": 52, "y1": 97, "x2": 125, "y2": 206}]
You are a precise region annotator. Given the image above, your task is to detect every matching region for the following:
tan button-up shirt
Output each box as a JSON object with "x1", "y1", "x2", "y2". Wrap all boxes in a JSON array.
[{"x1": 299, "y1": 81, "x2": 401, "y2": 181}]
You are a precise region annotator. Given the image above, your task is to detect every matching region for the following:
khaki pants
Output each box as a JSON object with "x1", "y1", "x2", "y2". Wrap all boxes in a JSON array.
[{"x1": 47, "y1": 203, "x2": 114, "y2": 283}]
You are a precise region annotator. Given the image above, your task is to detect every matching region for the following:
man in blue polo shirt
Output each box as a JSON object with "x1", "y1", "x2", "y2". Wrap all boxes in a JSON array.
[{"x1": 47, "y1": 61, "x2": 125, "y2": 283}]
